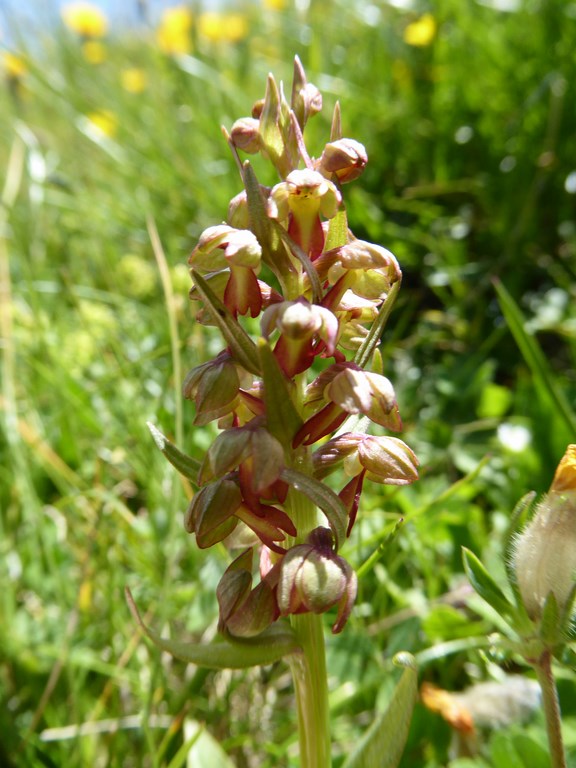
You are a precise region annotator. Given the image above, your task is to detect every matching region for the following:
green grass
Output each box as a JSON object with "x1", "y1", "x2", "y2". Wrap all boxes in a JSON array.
[{"x1": 1, "y1": 1, "x2": 576, "y2": 766}]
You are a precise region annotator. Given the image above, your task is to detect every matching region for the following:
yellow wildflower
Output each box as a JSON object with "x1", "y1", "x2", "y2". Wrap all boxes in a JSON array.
[
  {"x1": 198, "y1": 12, "x2": 248, "y2": 44},
  {"x1": 157, "y1": 6, "x2": 193, "y2": 55},
  {"x1": 82, "y1": 40, "x2": 107, "y2": 64},
  {"x1": 87, "y1": 110, "x2": 117, "y2": 138},
  {"x1": 3, "y1": 52, "x2": 27, "y2": 79},
  {"x1": 550, "y1": 444, "x2": 576, "y2": 492},
  {"x1": 263, "y1": 0, "x2": 287, "y2": 9},
  {"x1": 403, "y1": 13, "x2": 436, "y2": 47},
  {"x1": 61, "y1": 3, "x2": 108, "y2": 38},
  {"x1": 121, "y1": 68, "x2": 147, "y2": 94}
]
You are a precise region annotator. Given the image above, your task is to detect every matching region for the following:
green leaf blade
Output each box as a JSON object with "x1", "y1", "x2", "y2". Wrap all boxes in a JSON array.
[
  {"x1": 126, "y1": 588, "x2": 301, "y2": 669},
  {"x1": 147, "y1": 422, "x2": 201, "y2": 483},
  {"x1": 342, "y1": 653, "x2": 418, "y2": 768}
]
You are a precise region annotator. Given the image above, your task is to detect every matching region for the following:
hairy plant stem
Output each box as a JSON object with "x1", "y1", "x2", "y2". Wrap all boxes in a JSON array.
[{"x1": 534, "y1": 651, "x2": 567, "y2": 768}]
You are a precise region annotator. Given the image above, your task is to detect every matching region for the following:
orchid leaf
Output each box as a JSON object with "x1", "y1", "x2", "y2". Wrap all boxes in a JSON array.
[
  {"x1": 126, "y1": 588, "x2": 301, "y2": 669},
  {"x1": 257, "y1": 339, "x2": 303, "y2": 446},
  {"x1": 147, "y1": 422, "x2": 201, "y2": 483},
  {"x1": 190, "y1": 270, "x2": 261, "y2": 375},
  {"x1": 280, "y1": 467, "x2": 347, "y2": 547},
  {"x1": 342, "y1": 653, "x2": 418, "y2": 768}
]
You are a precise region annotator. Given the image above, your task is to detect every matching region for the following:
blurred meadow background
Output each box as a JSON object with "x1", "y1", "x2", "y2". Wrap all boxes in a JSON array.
[{"x1": 1, "y1": 0, "x2": 576, "y2": 766}]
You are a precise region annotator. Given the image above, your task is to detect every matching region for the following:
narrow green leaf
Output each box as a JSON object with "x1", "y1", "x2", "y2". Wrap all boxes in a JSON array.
[
  {"x1": 258, "y1": 339, "x2": 303, "y2": 446},
  {"x1": 147, "y1": 422, "x2": 201, "y2": 483},
  {"x1": 354, "y1": 280, "x2": 401, "y2": 370},
  {"x1": 280, "y1": 467, "x2": 347, "y2": 547},
  {"x1": 126, "y1": 588, "x2": 301, "y2": 669},
  {"x1": 462, "y1": 548, "x2": 516, "y2": 621},
  {"x1": 190, "y1": 270, "x2": 261, "y2": 376},
  {"x1": 342, "y1": 653, "x2": 418, "y2": 768},
  {"x1": 495, "y1": 279, "x2": 576, "y2": 436}
]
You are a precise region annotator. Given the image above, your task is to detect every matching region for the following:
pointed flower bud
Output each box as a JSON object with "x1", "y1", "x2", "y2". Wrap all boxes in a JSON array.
[
  {"x1": 277, "y1": 527, "x2": 358, "y2": 633},
  {"x1": 512, "y1": 445, "x2": 576, "y2": 621},
  {"x1": 317, "y1": 138, "x2": 368, "y2": 183}
]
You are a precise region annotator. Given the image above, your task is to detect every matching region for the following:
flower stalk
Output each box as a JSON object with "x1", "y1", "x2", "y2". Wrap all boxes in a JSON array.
[{"x1": 533, "y1": 651, "x2": 567, "y2": 768}]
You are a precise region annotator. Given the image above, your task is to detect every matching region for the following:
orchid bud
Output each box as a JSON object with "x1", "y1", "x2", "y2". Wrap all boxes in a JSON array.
[
  {"x1": 183, "y1": 351, "x2": 240, "y2": 425},
  {"x1": 184, "y1": 477, "x2": 241, "y2": 548},
  {"x1": 189, "y1": 224, "x2": 262, "y2": 272},
  {"x1": 277, "y1": 527, "x2": 358, "y2": 633},
  {"x1": 229, "y1": 117, "x2": 261, "y2": 154},
  {"x1": 313, "y1": 433, "x2": 419, "y2": 486},
  {"x1": 318, "y1": 138, "x2": 368, "y2": 183},
  {"x1": 512, "y1": 445, "x2": 576, "y2": 621},
  {"x1": 326, "y1": 367, "x2": 402, "y2": 431},
  {"x1": 217, "y1": 548, "x2": 279, "y2": 637},
  {"x1": 315, "y1": 239, "x2": 401, "y2": 299}
]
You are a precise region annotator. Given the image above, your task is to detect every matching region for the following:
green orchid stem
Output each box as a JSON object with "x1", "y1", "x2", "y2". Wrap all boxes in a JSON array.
[
  {"x1": 289, "y1": 613, "x2": 331, "y2": 768},
  {"x1": 285, "y1": 421, "x2": 331, "y2": 767},
  {"x1": 533, "y1": 651, "x2": 567, "y2": 768}
]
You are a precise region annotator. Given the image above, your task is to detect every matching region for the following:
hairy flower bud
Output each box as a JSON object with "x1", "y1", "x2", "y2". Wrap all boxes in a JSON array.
[{"x1": 512, "y1": 445, "x2": 576, "y2": 621}]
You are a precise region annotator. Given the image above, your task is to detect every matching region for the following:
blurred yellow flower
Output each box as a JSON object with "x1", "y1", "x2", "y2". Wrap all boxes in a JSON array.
[
  {"x1": 263, "y1": 0, "x2": 288, "y2": 9},
  {"x1": 551, "y1": 444, "x2": 576, "y2": 492},
  {"x1": 121, "y1": 67, "x2": 147, "y2": 93},
  {"x1": 157, "y1": 5, "x2": 193, "y2": 55},
  {"x1": 87, "y1": 109, "x2": 117, "y2": 138},
  {"x1": 3, "y1": 52, "x2": 27, "y2": 78},
  {"x1": 404, "y1": 13, "x2": 436, "y2": 47},
  {"x1": 82, "y1": 40, "x2": 107, "y2": 63},
  {"x1": 62, "y1": 2, "x2": 108, "y2": 38},
  {"x1": 198, "y1": 12, "x2": 248, "y2": 43}
]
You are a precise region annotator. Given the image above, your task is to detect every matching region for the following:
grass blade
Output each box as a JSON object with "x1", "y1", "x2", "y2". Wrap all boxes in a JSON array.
[{"x1": 494, "y1": 279, "x2": 576, "y2": 435}]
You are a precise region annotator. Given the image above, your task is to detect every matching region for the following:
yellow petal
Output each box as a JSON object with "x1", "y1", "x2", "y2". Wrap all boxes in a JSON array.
[{"x1": 551, "y1": 444, "x2": 576, "y2": 492}]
